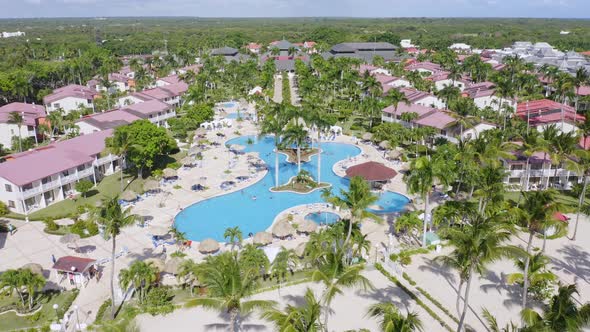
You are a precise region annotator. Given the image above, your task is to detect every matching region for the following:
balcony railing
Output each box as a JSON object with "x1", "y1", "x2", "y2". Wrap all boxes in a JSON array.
[
  {"x1": 21, "y1": 186, "x2": 42, "y2": 198},
  {"x1": 95, "y1": 154, "x2": 116, "y2": 166}
]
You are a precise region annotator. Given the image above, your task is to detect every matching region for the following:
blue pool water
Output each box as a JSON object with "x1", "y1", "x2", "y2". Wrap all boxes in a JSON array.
[
  {"x1": 305, "y1": 212, "x2": 341, "y2": 225},
  {"x1": 175, "y1": 136, "x2": 410, "y2": 241},
  {"x1": 222, "y1": 102, "x2": 236, "y2": 108},
  {"x1": 225, "y1": 113, "x2": 243, "y2": 119}
]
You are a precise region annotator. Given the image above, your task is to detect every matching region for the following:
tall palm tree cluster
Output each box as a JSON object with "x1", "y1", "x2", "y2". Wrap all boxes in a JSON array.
[{"x1": 0, "y1": 268, "x2": 46, "y2": 311}]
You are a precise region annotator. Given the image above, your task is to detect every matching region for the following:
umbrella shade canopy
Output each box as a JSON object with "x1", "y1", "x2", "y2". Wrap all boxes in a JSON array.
[
  {"x1": 229, "y1": 144, "x2": 245, "y2": 151},
  {"x1": 143, "y1": 180, "x2": 160, "y2": 192},
  {"x1": 272, "y1": 221, "x2": 295, "y2": 238},
  {"x1": 163, "y1": 168, "x2": 178, "y2": 178},
  {"x1": 60, "y1": 233, "x2": 81, "y2": 244},
  {"x1": 295, "y1": 242, "x2": 307, "y2": 258},
  {"x1": 145, "y1": 258, "x2": 165, "y2": 271},
  {"x1": 120, "y1": 190, "x2": 138, "y2": 202},
  {"x1": 253, "y1": 232, "x2": 273, "y2": 245},
  {"x1": 150, "y1": 225, "x2": 169, "y2": 236},
  {"x1": 297, "y1": 219, "x2": 318, "y2": 234},
  {"x1": 199, "y1": 238, "x2": 220, "y2": 254},
  {"x1": 21, "y1": 263, "x2": 43, "y2": 276},
  {"x1": 188, "y1": 146, "x2": 203, "y2": 156},
  {"x1": 181, "y1": 157, "x2": 194, "y2": 165},
  {"x1": 388, "y1": 150, "x2": 401, "y2": 159},
  {"x1": 163, "y1": 257, "x2": 183, "y2": 275},
  {"x1": 379, "y1": 141, "x2": 391, "y2": 149},
  {"x1": 194, "y1": 128, "x2": 207, "y2": 136},
  {"x1": 362, "y1": 133, "x2": 373, "y2": 140},
  {"x1": 345, "y1": 161, "x2": 397, "y2": 182}
]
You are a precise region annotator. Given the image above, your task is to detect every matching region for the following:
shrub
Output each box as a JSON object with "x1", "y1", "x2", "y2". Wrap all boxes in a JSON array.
[
  {"x1": 167, "y1": 162, "x2": 181, "y2": 170},
  {"x1": 142, "y1": 287, "x2": 175, "y2": 316},
  {"x1": 0, "y1": 201, "x2": 8, "y2": 216},
  {"x1": 44, "y1": 218, "x2": 59, "y2": 231},
  {"x1": 75, "y1": 179, "x2": 93, "y2": 197}
]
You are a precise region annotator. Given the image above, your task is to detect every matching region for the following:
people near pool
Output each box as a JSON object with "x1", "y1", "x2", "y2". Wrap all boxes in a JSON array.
[{"x1": 251, "y1": 195, "x2": 257, "y2": 201}]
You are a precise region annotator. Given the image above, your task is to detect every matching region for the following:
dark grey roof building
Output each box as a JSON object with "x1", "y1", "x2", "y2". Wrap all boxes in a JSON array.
[
  {"x1": 210, "y1": 47, "x2": 250, "y2": 62},
  {"x1": 322, "y1": 42, "x2": 400, "y2": 62}
]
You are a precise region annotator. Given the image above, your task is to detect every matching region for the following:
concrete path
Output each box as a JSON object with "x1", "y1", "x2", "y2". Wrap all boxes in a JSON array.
[
  {"x1": 288, "y1": 73, "x2": 300, "y2": 106},
  {"x1": 272, "y1": 75, "x2": 282, "y2": 103}
]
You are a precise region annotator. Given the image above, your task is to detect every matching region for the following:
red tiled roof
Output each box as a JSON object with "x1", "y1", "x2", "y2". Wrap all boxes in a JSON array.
[
  {"x1": 577, "y1": 86, "x2": 590, "y2": 96},
  {"x1": 345, "y1": 161, "x2": 397, "y2": 181},
  {"x1": 52, "y1": 256, "x2": 96, "y2": 273},
  {"x1": 413, "y1": 111, "x2": 456, "y2": 130},
  {"x1": 0, "y1": 103, "x2": 46, "y2": 126},
  {"x1": 43, "y1": 84, "x2": 98, "y2": 105},
  {"x1": 382, "y1": 102, "x2": 436, "y2": 118},
  {"x1": 405, "y1": 61, "x2": 443, "y2": 73}
]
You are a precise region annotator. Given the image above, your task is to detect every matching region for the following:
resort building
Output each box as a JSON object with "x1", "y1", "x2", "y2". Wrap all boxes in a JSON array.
[
  {"x1": 501, "y1": 149, "x2": 581, "y2": 191},
  {"x1": 77, "y1": 99, "x2": 174, "y2": 133},
  {"x1": 375, "y1": 75, "x2": 412, "y2": 94},
  {"x1": 177, "y1": 64, "x2": 202, "y2": 75},
  {"x1": 261, "y1": 39, "x2": 310, "y2": 72},
  {"x1": 399, "y1": 87, "x2": 446, "y2": 109},
  {"x1": 88, "y1": 73, "x2": 132, "y2": 93},
  {"x1": 429, "y1": 71, "x2": 470, "y2": 91},
  {"x1": 322, "y1": 42, "x2": 399, "y2": 62},
  {"x1": 405, "y1": 61, "x2": 443, "y2": 76},
  {"x1": 381, "y1": 102, "x2": 495, "y2": 143},
  {"x1": 246, "y1": 43, "x2": 263, "y2": 54},
  {"x1": 0, "y1": 130, "x2": 121, "y2": 214},
  {"x1": 516, "y1": 99, "x2": 585, "y2": 133},
  {"x1": 119, "y1": 82, "x2": 188, "y2": 109},
  {"x1": 462, "y1": 82, "x2": 516, "y2": 111},
  {"x1": 0, "y1": 103, "x2": 47, "y2": 148},
  {"x1": 358, "y1": 64, "x2": 391, "y2": 76},
  {"x1": 210, "y1": 47, "x2": 250, "y2": 62},
  {"x1": 43, "y1": 84, "x2": 98, "y2": 115}
]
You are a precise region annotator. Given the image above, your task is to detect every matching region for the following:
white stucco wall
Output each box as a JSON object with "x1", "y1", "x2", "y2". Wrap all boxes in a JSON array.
[{"x1": 45, "y1": 97, "x2": 93, "y2": 115}]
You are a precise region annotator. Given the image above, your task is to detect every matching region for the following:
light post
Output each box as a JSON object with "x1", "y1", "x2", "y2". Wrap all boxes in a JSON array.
[
  {"x1": 73, "y1": 305, "x2": 80, "y2": 331},
  {"x1": 52, "y1": 303, "x2": 59, "y2": 321}
]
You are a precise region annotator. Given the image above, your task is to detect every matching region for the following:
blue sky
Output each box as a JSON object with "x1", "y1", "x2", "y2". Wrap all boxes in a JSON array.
[{"x1": 0, "y1": 0, "x2": 588, "y2": 18}]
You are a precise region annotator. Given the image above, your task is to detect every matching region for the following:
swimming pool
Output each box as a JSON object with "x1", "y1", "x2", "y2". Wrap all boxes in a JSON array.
[
  {"x1": 222, "y1": 102, "x2": 236, "y2": 108},
  {"x1": 225, "y1": 113, "x2": 244, "y2": 119},
  {"x1": 305, "y1": 212, "x2": 341, "y2": 225},
  {"x1": 175, "y1": 136, "x2": 409, "y2": 241}
]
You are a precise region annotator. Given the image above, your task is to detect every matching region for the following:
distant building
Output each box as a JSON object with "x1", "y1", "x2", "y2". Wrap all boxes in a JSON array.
[
  {"x1": 1, "y1": 31, "x2": 25, "y2": 38},
  {"x1": 261, "y1": 39, "x2": 309, "y2": 72},
  {"x1": 246, "y1": 43, "x2": 263, "y2": 54},
  {"x1": 462, "y1": 82, "x2": 516, "y2": 111},
  {"x1": 210, "y1": 47, "x2": 250, "y2": 62},
  {"x1": 0, "y1": 103, "x2": 47, "y2": 148},
  {"x1": 405, "y1": 61, "x2": 443, "y2": 76},
  {"x1": 322, "y1": 42, "x2": 399, "y2": 63},
  {"x1": 449, "y1": 43, "x2": 472, "y2": 52},
  {"x1": 399, "y1": 87, "x2": 446, "y2": 109},
  {"x1": 43, "y1": 85, "x2": 98, "y2": 115},
  {"x1": 517, "y1": 99, "x2": 585, "y2": 133}
]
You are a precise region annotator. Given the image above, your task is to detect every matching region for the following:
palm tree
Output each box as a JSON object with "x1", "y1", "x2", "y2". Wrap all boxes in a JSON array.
[
  {"x1": 322, "y1": 176, "x2": 379, "y2": 245},
  {"x1": 310, "y1": 247, "x2": 373, "y2": 330},
  {"x1": 439, "y1": 210, "x2": 519, "y2": 332},
  {"x1": 436, "y1": 85, "x2": 460, "y2": 106},
  {"x1": 223, "y1": 226, "x2": 243, "y2": 251},
  {"x1": 105, "y1": 130, "x2": 132, "y2": 192},
  {"x1": 404, "y1": 156, "x2": 450, "y2": 246},
  {"x1": 260, "y1": 104, "x2": 287, "y2": 188},
  {"x1": 282, "y1": 123, "x2": 308, "y2": 173},
  {"x1": 185, "y1": 252, "x2": 275, "y2": 332},
  {"x1": 386, "y1": 88, "x2": 410, "y2": 123},
  {"x1": 177, "y1": 259, "x2": 201, "y2": 296},
  {"x1": 366, "y1": 302, "x2": 424, "y2": 332},
  {"x1": 566, "y1": 149, "x2": 590, "y2": 241},
  {"x1": 119, "y1": 261, "x2": 159, "y2": 304},
  {"x1": 271, "y1": 247, "x2": 299, "y2": 295},
  {"x1": 573, "y1": 68, "x2": 589, "y2": 111},
  {"x1": 91, "y1": 196, "x2": 136, "y2": 319},
  {"x1": 306, "y1": 105, "x2": 333, "y2": 184},
  {"x1": 0, "y1": 269, "x2": 26, "y2": 308},
  {"x1": 482, "y1": 308, "x2": 519, "y2": 332},
  {"x1": 513, "y1": 190, "x2": 560, "y2": 309},
  {"x1": 507, "y1": 252, "x2": 556, "y2": 302},
  {"x1": 521, "y1": 284, "x2": 590, "y2": 332},
  {"x1": 261, "y1": 287, "x2": 323, "y2": 332},
  {"x1": 22, "y1": 269, "x2": 45, "y2": 311},
  {"x1": 8, "y1": 112, "x2": 24, "y2": 152}
]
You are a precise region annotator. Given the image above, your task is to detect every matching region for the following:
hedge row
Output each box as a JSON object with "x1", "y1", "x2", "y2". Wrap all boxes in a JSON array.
[{"x1": 375, "y1": 264, "x2": 454, "y2": 332}]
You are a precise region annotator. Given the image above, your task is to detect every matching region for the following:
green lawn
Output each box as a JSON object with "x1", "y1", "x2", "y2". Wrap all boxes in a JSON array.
[
  {"x1": 23, "y1": 172, "x2": 148, "y2": 221},
  {"x1": 0, "y1": 290, "x2": 78, "y2": 331},
  {"x1": 504, "y1": 191, "x2": 579, "y2": 212}
]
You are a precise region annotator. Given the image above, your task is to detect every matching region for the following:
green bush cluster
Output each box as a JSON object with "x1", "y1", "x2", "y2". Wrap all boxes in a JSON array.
[
  {"x1": 375, "y1": 263, "x2": 453, "y2": 332},
  {"x1": 94, "y1": 299, "x2": 112, "y2": 323},
  {"x1": 141, "y1": 287, "x2": 175, "y2": 316},
  {"x1": 281, "y1": 72, "x2": 291, "y2": 105},
  {"x1": 69, "y1": 220, "x2": 99, "y2": 238}
]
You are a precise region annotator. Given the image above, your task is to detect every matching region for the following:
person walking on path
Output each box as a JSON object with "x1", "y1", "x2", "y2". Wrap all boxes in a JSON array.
[{"x1": 51, "y1": 254, "x2": 56, "y2": 264}]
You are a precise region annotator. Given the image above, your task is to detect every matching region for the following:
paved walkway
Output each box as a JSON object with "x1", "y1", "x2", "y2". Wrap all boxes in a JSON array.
[
  {"x1": 272, "y1": 75, "x2": 282, "y2": 103},
  {"x1": 288, "y1": 73, "x2": 300, "y2": 106}
]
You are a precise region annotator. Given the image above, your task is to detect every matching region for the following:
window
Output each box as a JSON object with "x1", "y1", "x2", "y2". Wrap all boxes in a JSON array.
[
  {"x1": 8, "y1": 200, "x2": 15, "y2": 208},
  {"x1": 5, "y1": 184, "x2": 12, "y2": 192},
  {"x1": 53, "y1": 103, "x2": 60, "y2": 108}
]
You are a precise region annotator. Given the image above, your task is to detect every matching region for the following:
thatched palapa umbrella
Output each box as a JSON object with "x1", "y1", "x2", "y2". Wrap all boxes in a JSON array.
[
  {"x1": 198, "y1": 238, "x2": 220, "y2": 254},
  {"x1": 145, "y1": 258, "x2": 165, "y2": 271},
  {"x1": 21, "y1": 263, "x2": 44, "y2": 276},
  {"x1": 164, "y1": 257, "x2": 183, "y2": 275},
  {"x1": 150, "y1": 225, "x2": 169, "y2": 236},
  {"x1": 120, "y1": 190, "x2": 138, "y2": 202},
  {"x1": 297, "y1": 219, "x2": 318, "y2": 234},
  {"x1": 362, "y1": 133, "x2": 373, "y2": 141},
  {"x1": 388, "y1": 150, "x2": 401, "y2": 160},
  {"x1": 143, "y1": 180, "x2": 160, "y2": 193},
  {"x1": 253, "y1": 232, "x2": 272, "y2": 245},
  {"x1": 379, "y1": 141, "x2": 391, "y2": 149},
  {"x1": 230, "y1": 144, "x2": 245, "y2": 152},
  {"x1": 295, "y1": 242, "x2": 307, "y2": 258},
  {"x1": 272, "y1": 220, "x2": 295, "y2": 239},
  {"x1": 181, "y1": 157, "x2": 194, "y2": 166},
  {"x1": 163, "y1": 168, "x2": 177, "y2": 179},
  {"x1": 188, "y1": 145, "x2": 203, "y2": 156}
]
